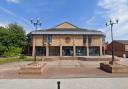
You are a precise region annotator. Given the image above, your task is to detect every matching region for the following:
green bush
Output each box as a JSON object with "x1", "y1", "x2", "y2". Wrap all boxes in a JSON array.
[
  {"x1": 19, "y1": 54, "x2": 26, "y2": 59},
  {"x1": 3, "y1": 47, "x2": 22, "y2": 57}
]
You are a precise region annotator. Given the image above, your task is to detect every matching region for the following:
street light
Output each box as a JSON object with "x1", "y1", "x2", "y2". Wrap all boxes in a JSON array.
[
  {"x1": 30, "y1": 18, "x2": 42, "y2": 62},
  {"x1": 105, "y1": 19, "x2": 118, "y2": 65}
]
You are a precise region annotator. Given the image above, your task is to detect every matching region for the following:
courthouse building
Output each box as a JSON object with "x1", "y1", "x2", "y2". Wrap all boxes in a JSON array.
[{"x1": 28, "y1": 22, "x2": 105, "y2": 57}]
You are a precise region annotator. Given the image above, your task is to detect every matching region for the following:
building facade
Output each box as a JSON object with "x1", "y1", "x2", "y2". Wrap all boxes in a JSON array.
[
  {"x1": 28, "y1": 22, "x2": 105, "y2": 57},
  {"x1": 107, "y1": 40, "x2": 128, "y2": 57}
]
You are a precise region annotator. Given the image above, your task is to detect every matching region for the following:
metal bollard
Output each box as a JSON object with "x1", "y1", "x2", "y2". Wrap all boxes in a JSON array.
[{"x1": 57, "y1": 81, "x2": 60, "y2": 89}]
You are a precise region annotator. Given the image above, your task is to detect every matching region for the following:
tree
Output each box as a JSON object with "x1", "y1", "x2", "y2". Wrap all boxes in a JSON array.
[
  {"x1": 0, "y1": 27, "x2": 9, "y2": 55},
  {"x1": 0, "y1": 23, "x2": 27, "y2": 57},
  {"x1": 7, "y1": 23, "x2": 27, "y2": 48}
]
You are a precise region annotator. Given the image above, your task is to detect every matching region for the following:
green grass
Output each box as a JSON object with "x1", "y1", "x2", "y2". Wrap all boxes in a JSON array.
[
  {"x1": 0, "y1": 58, "x2": 20, "y2": 64},
  {"x1": 0, "y1": 56, "x2": 42, "y2": 64}
]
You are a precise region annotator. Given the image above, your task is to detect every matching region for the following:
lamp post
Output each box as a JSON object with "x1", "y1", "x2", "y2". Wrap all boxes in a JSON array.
[
  {"x1": 30, "y1": 18, "x2": 42, "y2": 62},
  {"x1": 105, "y1": 19, "x2": 118, "y2": 65}
]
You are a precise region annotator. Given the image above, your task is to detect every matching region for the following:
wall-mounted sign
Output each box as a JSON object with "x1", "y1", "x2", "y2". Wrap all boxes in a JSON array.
[{"x1": 65, "y1": 37, "x2": 71, "y2": 44}]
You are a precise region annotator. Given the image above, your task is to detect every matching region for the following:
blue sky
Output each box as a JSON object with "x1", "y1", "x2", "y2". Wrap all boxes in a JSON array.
[{"x1": 0, "y1": 0, "x2": 128, "y2": 42}]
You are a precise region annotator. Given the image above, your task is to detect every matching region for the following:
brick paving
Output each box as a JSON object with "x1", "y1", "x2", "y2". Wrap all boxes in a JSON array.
[{"x1": 0, "y1": 60, "x2": 128, "y2": 79}]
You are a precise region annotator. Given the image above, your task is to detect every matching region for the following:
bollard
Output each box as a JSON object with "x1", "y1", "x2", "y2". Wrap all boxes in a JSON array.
[{"x1": 57, "y1": 81, "x2": 60, "y2": 89}]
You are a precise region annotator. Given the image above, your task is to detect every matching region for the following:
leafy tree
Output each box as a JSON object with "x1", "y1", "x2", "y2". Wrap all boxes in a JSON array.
[
  {"x1": 0, "y1": 23, "x2": 27, "y2": 57},
  {"x1": 7, "y1": 23, "x2": 27, "y2": 48},
  {"x1": 0, "y1": 27, "x2": 9, "y2": 54}
]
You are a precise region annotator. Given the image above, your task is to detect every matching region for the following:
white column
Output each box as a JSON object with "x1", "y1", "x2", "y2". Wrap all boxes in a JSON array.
[
  {"x1": 87, "y1": 46, "x2": 89, "y2": 56},
  {"x1": 60, "y1": 35, "x2": 62, "y2": 56},
  {"x1": 32, "y1": 36, "x2": 36, "y2": 57},
  {"x1": 46, "y1": 44, "x2": 49, "y2": 57},
  {"x1": 100, "y1": 46, "x2": 102, "y2": 56},
  {"x1": 73, "y1": 36, "x2": 76, "y2": 56},
  {"x1": 73, "y1": 46, "x2": 76, "y2": 56},
  {"x1": 86, "y1": 36, "x2": 89, "y2": 56},
  {"x1": 100, "y1": 37, "x2": 103, "y2": 56},
  {"x1": 60, "y1": 45, "x2": 62, "y2": 56}
]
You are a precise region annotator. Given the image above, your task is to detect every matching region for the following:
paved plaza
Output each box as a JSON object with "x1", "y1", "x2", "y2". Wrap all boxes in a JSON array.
[{"x1": 0, "y1": 59, "x2": 128, "y2": 79}]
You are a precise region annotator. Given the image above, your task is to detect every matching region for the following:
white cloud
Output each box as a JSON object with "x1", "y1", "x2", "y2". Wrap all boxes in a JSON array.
[
  {"x1": 98, "y1": 0, "x2": 128, "y2": 41},
  {"x1": 0, "y1": 7, "x2": 17, "y2": 17},
  {"x1": 0, "y1": 7, "x2": 32, "y2": 32},
  {"x1": 0, "y1": 7, "x2": 29, "y2": 24},
  {"x1": 0, "y1": 22, "x2": 8, "y2": 27},
  {"x1": 6, "y1": 0, "x2": 20, "y2": 4},
  {"x1": 85, "y1": 16, "x2": 96, "y2": 25},
  {"x1": 79, "y1": 16, "x2": 98, "y2": 29}
]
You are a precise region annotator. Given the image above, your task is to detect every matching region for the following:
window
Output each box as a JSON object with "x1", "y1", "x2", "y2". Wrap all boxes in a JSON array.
[
  {"x1": 43, "y1": 35, "x2": 52, "y2": 43},
  {"x1": 83, "y1": 35, "x2": 87, "y2": 44},
  {"x1": 48, "y1": 35, "x2": 52, "y2": 43},
  {"x1": 89, "y1": 47, "x2": 100, "y2": 56},
  {"x1": 88, "y1": 36, "x2": 92, "y2": 44},
  {"x1": 76, "y1": 46, "x2": 87, "y2": 56},
  {"x1": 36, "y1": 46, "x2": 46, "y2": 56},
  {"x1": 43, "y1": 35, "x2": 47, "y2": 43}
]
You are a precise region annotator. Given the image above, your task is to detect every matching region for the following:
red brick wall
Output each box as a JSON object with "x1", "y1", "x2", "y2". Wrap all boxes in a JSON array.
[
  {"x1": 106, "y1": 41, "x2": 128, "y2": 57},
  {"x1": 107, "y1": 42, "x2": 124, "y2": 51}
]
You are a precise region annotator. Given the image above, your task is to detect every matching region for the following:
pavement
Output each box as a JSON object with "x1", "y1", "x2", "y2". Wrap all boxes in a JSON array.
[
  {"x1": 0, "y1": 78, "x2": 128, "y2": 89},
  {"x1": 0, "y1": 57, "x2": 128, "y2": 89},
  {"x1": 0, "y1": 59, "x2": 128, "y2": 79}
]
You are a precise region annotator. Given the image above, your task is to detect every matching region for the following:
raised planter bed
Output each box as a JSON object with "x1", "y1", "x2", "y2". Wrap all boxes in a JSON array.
[
  {"x1": 100, "y1": 62, "x2": 128, "y2": 73},
  {"x1": 19, "y1": 62, "x2": 46, "y2": 74}
]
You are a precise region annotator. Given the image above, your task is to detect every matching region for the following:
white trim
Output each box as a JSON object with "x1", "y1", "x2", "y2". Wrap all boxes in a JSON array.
[{"x1": 31, "y1": 31, "x2": 104, "y2": 35}]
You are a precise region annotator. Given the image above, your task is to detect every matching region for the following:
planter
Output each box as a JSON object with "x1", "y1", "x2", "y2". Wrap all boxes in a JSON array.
[
  {"x1": 19, "y1": 62, "x2": 46, "y2": 74},
  {"x1": 100, "y1": 62, "x2": 128, "y2": 73}
]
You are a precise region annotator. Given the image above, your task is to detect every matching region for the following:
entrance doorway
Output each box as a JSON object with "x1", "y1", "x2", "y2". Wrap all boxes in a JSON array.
[{"x1": 62, "y1": 46, "x2": 73, "y2": 56}]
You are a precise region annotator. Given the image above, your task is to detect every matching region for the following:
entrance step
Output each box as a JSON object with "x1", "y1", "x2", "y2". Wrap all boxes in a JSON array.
[
  {"x1": 60, "y1": 57, "x2": 78, "y2": 60},
  {"x1": 43, "y1": 57, "x2": 60, "y2": 62},
  {"x1": 42, "y1": 56, "x2": 114, "y2": 61}
]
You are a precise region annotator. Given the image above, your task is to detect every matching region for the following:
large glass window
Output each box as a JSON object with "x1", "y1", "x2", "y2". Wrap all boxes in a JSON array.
[
  {"x1": 49, "y1": 46, "x2": 60, "y2": 56},
  {"x1": 89, "y1": 47, "x2": 100, "y2": 56},
  {"x1": 62, "y1": 46, "x2": 73, "y2": 56},
  {"x1": 36, "y1": 46, "x2": 46, "y2": 56},
  {"x1": 76, "y1": 46, "x2": 87, "y2": 56}
]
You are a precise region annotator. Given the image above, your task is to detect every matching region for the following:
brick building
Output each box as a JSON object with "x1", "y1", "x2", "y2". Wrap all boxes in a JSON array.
[
  {"x1": 27, "y1": 22, "x2": 105, "y2": 57},
  {"x1": 107, "y1": 40, "x2": 128, "y2": 57}
]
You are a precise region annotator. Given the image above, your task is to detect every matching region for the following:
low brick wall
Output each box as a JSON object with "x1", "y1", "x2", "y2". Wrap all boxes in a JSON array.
[
  {"x1": 78, "y1": 57, "x2": 114, "y2": 61},
  {"x1": 19, "y1": 63, "x2": 46, "y2": 74},
  {"x1": 100, "y1": 63, "x2": 128, "y2": 73}
]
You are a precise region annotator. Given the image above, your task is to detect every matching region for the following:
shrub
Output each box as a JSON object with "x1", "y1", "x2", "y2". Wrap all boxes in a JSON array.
[
  {"x1": 3, "y1": 47, "x2": 22, "y2": 57},
  {"x1": 19, "y1": 54, "x2": 26, "y2": 59}
]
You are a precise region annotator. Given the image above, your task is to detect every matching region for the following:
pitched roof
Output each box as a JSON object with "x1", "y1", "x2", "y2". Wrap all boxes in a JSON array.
[
  {"x1": 114, "y1": 40, "x2": 128, "y2": 44},
  {"x1": 54, "y1": 22, "x2": 78, "y2": 29},
  {"x1": 29, "y1": 22, "x2": 105, "y2": 36}
]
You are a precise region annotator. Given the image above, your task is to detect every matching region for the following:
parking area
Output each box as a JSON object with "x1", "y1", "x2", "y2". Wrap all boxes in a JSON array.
[{"x1": 0, "y1": 59, "x2": 128, "y2": 79}]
